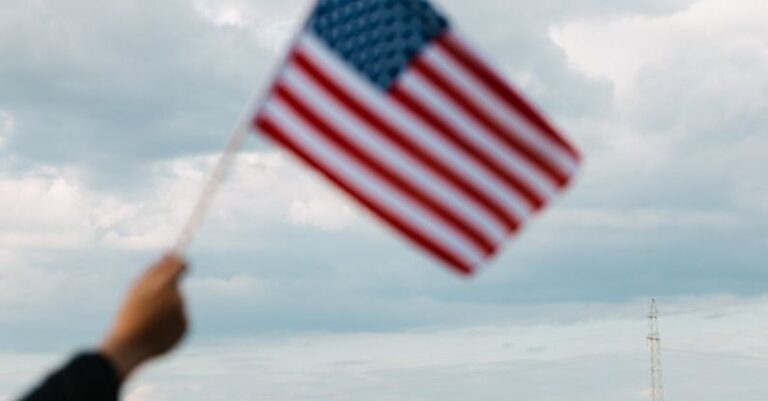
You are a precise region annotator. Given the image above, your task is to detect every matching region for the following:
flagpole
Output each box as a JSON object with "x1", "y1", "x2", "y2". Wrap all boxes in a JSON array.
[
  {"x1": 171, "y1": 1, "x2": 318, "y2": 254},
  {"x1": 172, "y1": 118, "x2": 251, "y2": 253},
  {"x1": 171, "y1": 68, "x2": 291, "y2": 255}
]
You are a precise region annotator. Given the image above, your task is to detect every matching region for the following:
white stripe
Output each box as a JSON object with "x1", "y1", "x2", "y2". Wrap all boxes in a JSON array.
[
  {"x1": 262, "y1": 98, "x2": 484, "y2": 267},
  {"x1": 448, "y1": 29, "x2": 579, "y2": 159},
  {"x1": 422, "y1": 42, "x2": 578, "y2": 176},
  {"x1": 281, "y1": 66, "x2": 507, "y2": 241},
  {"x1": 298, "y1": 33, "x2": 532, "y2": 222},
  {"x1": 398, "y1": 70, "x2": 557, "y2": 201}
]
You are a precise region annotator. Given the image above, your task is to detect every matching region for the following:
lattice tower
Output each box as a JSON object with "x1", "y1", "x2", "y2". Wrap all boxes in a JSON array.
[{"x1": 647, "y1": 299, "x2": 664, "y2": 401}]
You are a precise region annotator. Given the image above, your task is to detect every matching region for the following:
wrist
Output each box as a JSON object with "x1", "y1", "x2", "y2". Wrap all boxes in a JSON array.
[{"x1": 99, "y1": 337, "x2": 148, "y2": 381}]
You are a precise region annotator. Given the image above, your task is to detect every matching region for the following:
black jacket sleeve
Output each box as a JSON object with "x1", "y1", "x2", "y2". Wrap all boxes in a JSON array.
[{"x1": 18, "y1": 353, "x2": 120, "y2": 401}]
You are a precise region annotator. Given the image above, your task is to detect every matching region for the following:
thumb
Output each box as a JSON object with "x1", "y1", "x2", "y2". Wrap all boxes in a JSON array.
[{"x1": 156, "y1": 253, "x2": 188, "y2": 285}]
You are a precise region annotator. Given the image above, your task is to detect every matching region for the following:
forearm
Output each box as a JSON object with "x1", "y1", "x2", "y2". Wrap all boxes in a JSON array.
[
  {"x1": 19, "y1": 254, "x2": 186, "y2": 401},
  {"x1": 19, "y1": 353, "x2": 120, "y2": 401}
]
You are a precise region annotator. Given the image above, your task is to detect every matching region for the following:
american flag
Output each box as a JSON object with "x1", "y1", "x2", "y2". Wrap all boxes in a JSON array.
[{"x1": 252, "y1": 0, "x2": 581, "y2": 275}]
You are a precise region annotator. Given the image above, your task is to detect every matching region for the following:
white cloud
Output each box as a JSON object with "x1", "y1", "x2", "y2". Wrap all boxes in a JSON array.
[
  {"x1": 0, "y1": 248, "x2": 114, "y2": 325},
  {"x1": 0, "y1": 353, "x2": 60, "y2": 401},
  {"x1": 288, "y1": 195, "x2": 357, "y2": 232},
  {"x1": 187, "y1": 274, "x2": 273, "y2": 302},
  {"x1": 549, "y1": 0, "x2": 768, "y2": 227},
  {"x1": 130, "y1": 296, "x2": 768, "y2": 400},
  {"x1": 125, "y1": 384, "x2": 162, "y2": 401},
  {"x1": 192, "y1": 0, "x2": 306, "y2": 52},
  {"x1": 0, "y1": 110, "x2": 13, "y2": 150},
  {"x1": 551, "y1": 0, "x2": 768, "y2": 102},
  {"x1": 0, "y1": 148, "x2": 364, "y2": 250},
  {"x1": 215, "y1": 7, "x2": 246, "y2": 28},
  {"x1": 0, "y1": 170, "x2": 94, "y2": 248},
  {"x1": 1, "y1": 1, "x2": 767, "y2": 399},
  {"x1": 6, "y1": 295, "x2": 766, "y2": 401},
  {"x1": 549, "y1": 208, "x2": 744, "y2": 230}
]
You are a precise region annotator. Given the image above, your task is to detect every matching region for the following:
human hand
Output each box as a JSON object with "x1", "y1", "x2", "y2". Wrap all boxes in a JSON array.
[{"x1": 99, "y1": 253, "x2": 188, "y2": 380}]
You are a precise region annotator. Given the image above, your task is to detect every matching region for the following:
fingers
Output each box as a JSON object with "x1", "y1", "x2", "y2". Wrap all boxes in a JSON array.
[
  {"x1": 151, "y1": 253, "x2": 188, "y2": 285},
  {"x1": 164, "y1": 253, "x2": 188, "y2": 283}
]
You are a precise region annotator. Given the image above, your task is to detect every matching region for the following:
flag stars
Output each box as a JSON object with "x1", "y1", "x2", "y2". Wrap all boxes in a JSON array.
[{"x1": 309, "y1": 0, "x2": 448, "y2": 90}]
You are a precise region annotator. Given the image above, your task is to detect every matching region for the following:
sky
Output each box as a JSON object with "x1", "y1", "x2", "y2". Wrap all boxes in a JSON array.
[{"x1": 0, "y1": 0, "x2": 767, "y2": 400}]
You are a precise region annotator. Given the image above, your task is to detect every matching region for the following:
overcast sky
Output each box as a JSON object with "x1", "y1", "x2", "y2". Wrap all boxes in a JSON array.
[{"x1": 0, "y1": 0, "x2": 767, "y2": 400}]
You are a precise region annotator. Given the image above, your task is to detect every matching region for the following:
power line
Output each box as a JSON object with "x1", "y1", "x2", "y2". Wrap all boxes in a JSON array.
[{"x1": 665, "y1": 348, "x2": 768, "y2": 362}]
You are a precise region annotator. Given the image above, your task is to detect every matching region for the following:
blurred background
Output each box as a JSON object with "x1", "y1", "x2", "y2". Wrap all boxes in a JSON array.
[{"x1": 0, "y1": 0, "x2": 766, "y2": 399}]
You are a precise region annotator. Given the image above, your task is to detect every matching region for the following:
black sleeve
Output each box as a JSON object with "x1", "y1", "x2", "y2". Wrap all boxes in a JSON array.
[{"x1": 18, "y1": 353, "x2": 120, "y2": 401}]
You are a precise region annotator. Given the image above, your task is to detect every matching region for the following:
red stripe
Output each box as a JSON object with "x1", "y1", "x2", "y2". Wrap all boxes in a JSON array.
[
  {"x1": 438, "y1": 33, "x2": 581, "y2": 161},
  {"x1": 390, "y1": 85, "x2": 545, "y2": 211},
  {"x1": 292, "y1": 50, "x2": 521, "y2": 233},
  {"x1": 273, "y1": 83, "x2": 496, "y2": 255},
  {"x1": 410, "y1": 57, "x2": 570, "y2": 187},
  {"x1": 255, "y1": 115, "x2": 474, "y2": 275}
]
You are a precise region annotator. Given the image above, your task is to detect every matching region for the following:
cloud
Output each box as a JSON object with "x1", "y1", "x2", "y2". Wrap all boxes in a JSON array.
[
  {"x1": 551, "y1": 0, "x2": 768, "y2": 121},
  {"x1": 0, "y1": 145, "x2": 361, "y2": 251},
  {"x1": 547, "y1": 0, "x2": 768, "y2": 220},
  {"x1": 122, "y1": 296, "x2": 768, "y2": 400},
  {"x1": 125, "y1": 384, "x2": 163, "y2": 401},
  {"x1": 0, "y1": 111, "x2": 13, "y2": 150},
  {"x1": 0, "y1": 0, "x2": 764, "y2": 347},
  {"x1": 188, "y1": 274, "x2": 273, "y2": 303},
  {"x1": 288, "y1": 195, "x2": 357, "y2": 232},
  {"x1": 7, "y1": 295, "x2": 768, "y2": 401},
  {"x1": 0, "y1": 0, "x2": 305, "y2": 189},
  {"x1": 0, "y1": 170, "x2": 94, "y2": 248},
  {"x1": 192, "y1": 0, "x2": 303, "y2": 52},
  {"x1": 0, "y1": 1, "x2": 767, "y2": 400},
  {"x1": 0, "y1": 0, "x2": 697, "y2": 187},
  {"x1": 549, "y1": 208, "x2": 745, "y2": 230}
]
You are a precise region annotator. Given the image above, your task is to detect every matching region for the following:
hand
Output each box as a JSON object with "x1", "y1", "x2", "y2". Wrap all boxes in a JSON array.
[{"x1": 99, "y1": 253, "x2": 189, "y2": 380}]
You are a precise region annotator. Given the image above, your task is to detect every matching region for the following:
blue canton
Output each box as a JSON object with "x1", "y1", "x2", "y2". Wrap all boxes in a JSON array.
[{"x1": 308, "y1": 0, "x2": 449, "y2": 90}]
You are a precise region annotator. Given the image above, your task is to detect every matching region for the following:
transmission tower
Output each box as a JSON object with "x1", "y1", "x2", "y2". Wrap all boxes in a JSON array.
[{"x1": 647, "y1": 299, "x2": 664, "y2": 401}]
